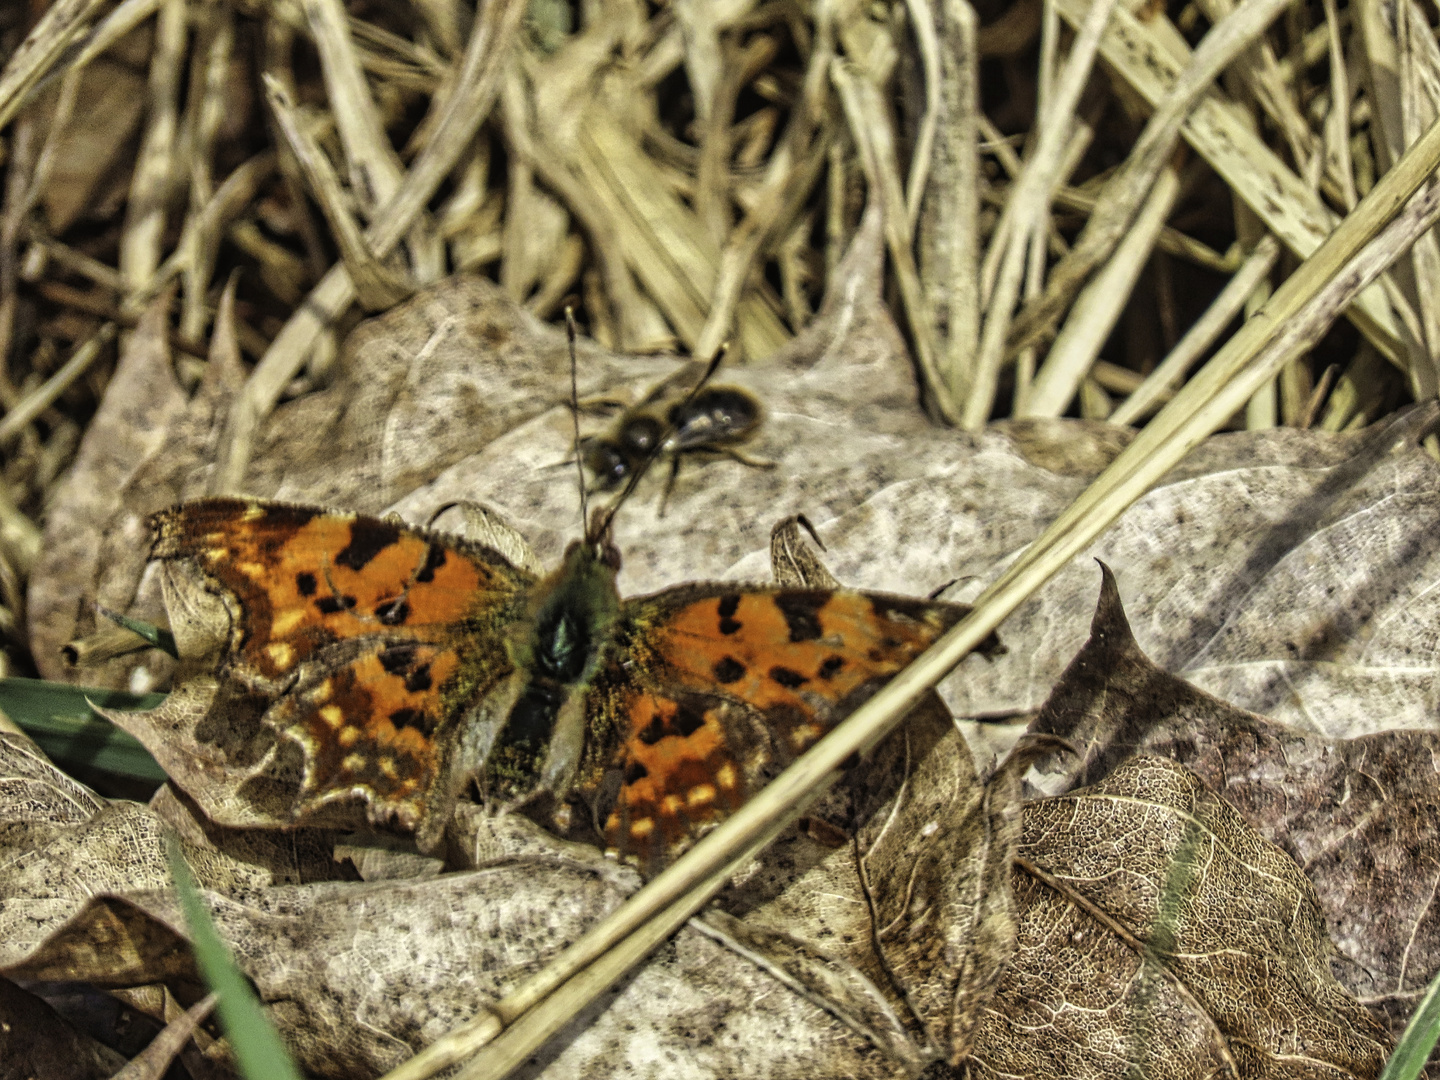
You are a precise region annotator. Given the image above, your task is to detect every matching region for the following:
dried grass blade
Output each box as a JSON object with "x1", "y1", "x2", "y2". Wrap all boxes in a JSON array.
[
  {"x1": 108, "y1": 993, "x2": 217, "y2": 1080},
  {"x1": 120, "y1": 0, "x2": 186, "y2": 295},
  {"x1": 0, "y1": 323, "x2": 115, "y2": 445},
  {"x1": 213, "y1": 0, "x2": 525, "y2": 496},
  {"x1": 264, "y1": 74, "x2": 414, "y2": 311},
  {"x1": 180, "y1": 4, "x2": 236, "y2": 341},
  {"x1": 502, "y1": 63, "x2": 672, "y2": 351},
  {"x1": 963, "y1": 0, "x2": 1120, "y2": 429},
  {"x1": 1052, "y1": 0, "x2": 1405, "y2": 365},
  {"x1": 901, "y1": 0, "x2": 942, "y2": 232},
  {"x1": 1007, "y1": 0, "x2": 1291, "y2": 359},
  {"x1": 1109, "y1": 233, "x2": 1280, "y2": 425},
  {"x1": 1020, "y1": 158, "x2": 1183, "y2": 417},
  {"x1": 304, "y1": 0, "x2": 445, "y2": 282},
  {"x1": 140, "y1": 151, "x2": 277, "y2": 318},
  {"x1": 919, "y1": 0, "x2": 980, "y2": 402},
  {"x1": 833, "y1": 60, "x2": 957, "y2": 422},
  {"x1": 0, "y1": 0, "x2": 108, "y2": 133}
]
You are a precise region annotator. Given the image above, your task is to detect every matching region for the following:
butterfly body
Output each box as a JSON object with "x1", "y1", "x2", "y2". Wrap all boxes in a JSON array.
[{"x1": 150, "y1": 497, "x2": 972, "y2": 871}]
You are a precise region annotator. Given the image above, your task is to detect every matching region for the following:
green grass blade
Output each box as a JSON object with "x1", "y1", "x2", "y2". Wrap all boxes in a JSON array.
[
  {"x1": 97, "y1": 605, "x2": 179, "y2": 658},
  {"x1": 1378, "y1": 968, "x2": 1440, "y2": 1080},
  {"x1": 168, "y1": 841, "x2": 305, "y2": 1080},
  {"x1": 0, "y1": 676, "x2": 167, "y2": 783}
]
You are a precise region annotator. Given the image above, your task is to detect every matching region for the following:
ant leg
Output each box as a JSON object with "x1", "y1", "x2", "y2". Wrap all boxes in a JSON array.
[
  {"x1": 657, "y1": 455, "x2": 684, "y2": 518},
  {"x1": 720, "y1": 446, "x2": 778, "y2": 471}
]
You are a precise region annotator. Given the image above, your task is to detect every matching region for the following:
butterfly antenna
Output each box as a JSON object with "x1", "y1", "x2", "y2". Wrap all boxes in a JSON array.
[
  {"x1": 592, "y1": 341, "x2": 730, "y2": 541},
  {"x1": 566, "y1": 307, "x2": 590, "y2": 533}
]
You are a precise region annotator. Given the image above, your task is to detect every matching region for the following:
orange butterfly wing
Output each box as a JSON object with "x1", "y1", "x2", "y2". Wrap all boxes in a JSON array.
[
  {"x1": 587, "y1": 586, "x2": 967, "y2": 870},
  {"x1": 150, "y1": 498, "x2": 533, "y2": 843}
]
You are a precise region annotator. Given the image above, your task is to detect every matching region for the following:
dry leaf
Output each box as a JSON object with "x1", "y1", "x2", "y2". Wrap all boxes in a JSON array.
[
  {"x1": 973, "y1": 755, "x2": 1391, "y2": 1076},
  {"x1": 0, "y1": 974, "x2": 127, "y2": 1080},
  {"x1": 1032, "y1": 563, "x2": 1440, "y2": 1048}
]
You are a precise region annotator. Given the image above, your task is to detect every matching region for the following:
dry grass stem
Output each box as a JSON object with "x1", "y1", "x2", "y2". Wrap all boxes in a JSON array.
[
  {"x1": 213, "y1": 0, "x2": 524, "y2": 494},
  {"x1": 264, "y1": 75, "x2": 415, "y2": 311},
  {"x1": 1054, "y1": 0, "x2": 1405, "y2": 367},
  {"x1": 919, "y1": 0, "x2": 980, "y2": 402},
  {"x1": 0, "y1": 323, "x2": 114, "y2": 445},
  {"x1": 1007, "y1": 0, "x2": 1291, "y2": 360},
  {"x1": 0, "y1": 0, "x2": 108, "y2": 132},
  {"x1": 963, "y1": 0, "x2": 1119, "y2": 429},
  {"x1": 120, "y1": 0, "x2": 185, "y2": 294},
  {"x1": 1109, "y1": 234, "x2": 1282, "y2": 426},
  {"x1": 834, "y1": 59, "x2": 956, "y2": 421},
  {"x1": 3, "y1": 0, "x2": 1440, "y2": 1069},
  {"x1": 1021, "y1": 159, "x2": 1182, "y2": 417}
]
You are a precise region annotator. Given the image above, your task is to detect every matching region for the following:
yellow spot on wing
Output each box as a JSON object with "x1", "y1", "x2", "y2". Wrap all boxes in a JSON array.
[
  {"x1": 716, "y1": 763, "x2": 737, "y2": 791},
  {"x1": 266, "y1": 642, "x2": 294, "y2": 668},
  {"x1": 661, "y1": 794, "x2": 683, "y2": 816},
  {"x1": 320, "y1": 705, "x2": 344, "y2": 728},
  {"x1": 631, "y1": 818, "x2": 655, "y2": 838},
  {"x1": 338, "y1": 726, "x2": 359, "y2": 747},
  {"x1": 789, "y1": 723, "x2": 821, "y2": 750},
  {"x1": 271, "y1": 608, "x2": 306, "y2": 635},
  {"x1": 687, "y1": 784, "x2": 716, "y2": 807},
  {"x1": 342, "y1": 753, "x2": 367, "y2": 773}
]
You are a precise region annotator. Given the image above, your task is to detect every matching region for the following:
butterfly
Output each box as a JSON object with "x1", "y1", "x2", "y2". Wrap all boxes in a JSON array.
[
  {"x1": 147, "y1": 497, "x2": 988, "y2": 873},
  {"x1": 581, "y1": 362, "x2": 772, "y2": 495}
]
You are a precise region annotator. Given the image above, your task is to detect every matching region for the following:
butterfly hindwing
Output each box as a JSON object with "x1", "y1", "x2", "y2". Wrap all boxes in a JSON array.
[
  {"x1": 588, "y1": 585, "x2": 968, "y2": 870},
  {"x1": 150, "y1": 498, "x2": 536, "y2": 842}
]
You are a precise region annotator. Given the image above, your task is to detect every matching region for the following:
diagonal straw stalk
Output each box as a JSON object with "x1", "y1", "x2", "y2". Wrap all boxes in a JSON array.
[{"x1": 383, "y1": 116, "x2": 1440, "y2": 1080}]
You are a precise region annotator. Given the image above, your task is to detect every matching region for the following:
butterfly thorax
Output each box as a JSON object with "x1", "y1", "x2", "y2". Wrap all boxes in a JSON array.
[{"x1": 485, "y1": 539, "x2": 622, "y2": 801}]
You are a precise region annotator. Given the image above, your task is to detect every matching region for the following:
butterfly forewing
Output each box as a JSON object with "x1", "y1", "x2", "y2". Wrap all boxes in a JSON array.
[
  {"x1": 150, "y1": 498, "x2": 536, "y2": 841},
  {"x1": 591, "y1": 586, "x2": 965, "y2": 869},
  {"x1": 152, "y1": 499, "x2": 525, "y2": 679}
]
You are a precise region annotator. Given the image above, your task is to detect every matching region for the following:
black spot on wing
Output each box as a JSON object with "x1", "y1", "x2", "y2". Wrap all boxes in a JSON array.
[
  {"x1": 390, "y1": 707, "x2": 437, "y2": 736},
  {"x1": 819, "y1": 655, "x2": 844, "y2": 679},
  {"x1": 378, "y1": 643, "x2": 416, "y2": 676},
  {"x1": 260, "y1": 503, "x2": 319, "y2": 529},
  {"x1": 769, "y1": 666, "x2": 806, "y2": 689},
  {"x1": 624, "y1": 760, "x2": 649, "y2": 785},
  {"x1": 638, "y1": 715, "x2": 665, "y2": 746},
  {"x1": 672, "y1": 702, "x2": 706, "y2": 738},
  {"x1": 295, "y1": 571, "x2": 317, "y2": 596},
  {"x1": 378, "y1": 643, "x2": 433, "y2": 692},
  {"x1": 316, "y1": 594, "x2": 357, "y2": 615},
  {"x1": 336, "y1": 518, "x2": 402, "y2": 571},
  {"x1": 376, "y1": 597, "x2": 410, "y2": 625},
  {"x1": 717, "y1": 595, "x2": 740, "y2": 618},
  {"x1": 713, "y1": 656, "x2": 745, "y2": 683},
  {"x1": 775, "y1": 593, "x2": 825, "y2": 642},
  {"x1": 416, "y1": 543, "x2": 446, "y2": 583}
]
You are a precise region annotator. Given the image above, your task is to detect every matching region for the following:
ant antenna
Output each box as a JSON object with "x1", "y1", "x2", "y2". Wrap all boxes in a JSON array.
[
  {"x1": 565, "y1": 307, "x2": 590, "y2": 534},
  {"x1": 590, "y1": 340, "x2": 730, "y2": 542}
]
